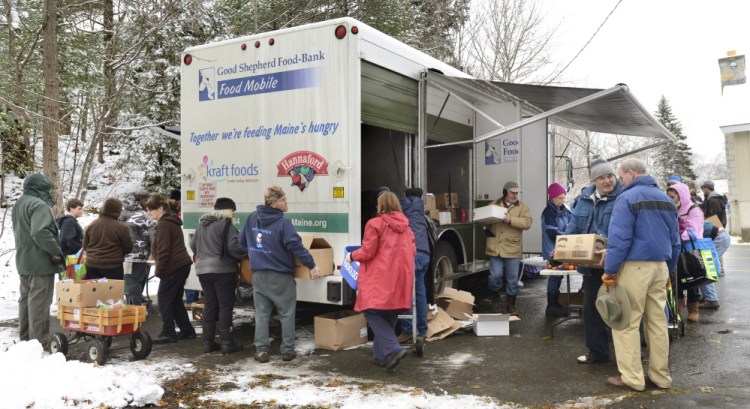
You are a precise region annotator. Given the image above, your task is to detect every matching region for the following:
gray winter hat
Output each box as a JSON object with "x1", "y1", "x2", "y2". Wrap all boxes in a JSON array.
[{"x1": 590, "y1": 154, "x2": 616, "y2": 181}]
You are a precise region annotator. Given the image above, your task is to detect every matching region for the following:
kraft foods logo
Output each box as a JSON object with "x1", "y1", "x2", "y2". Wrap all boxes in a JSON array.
[
  {"x1": 199, "y1": 67, "x2": 320, "y2": 102},
  {"x1": 276, "y1": 151, "x2": 328, "y2": 192},
  {"x1": 200, "y1": 155, "x2": 259, "y2": 182}
]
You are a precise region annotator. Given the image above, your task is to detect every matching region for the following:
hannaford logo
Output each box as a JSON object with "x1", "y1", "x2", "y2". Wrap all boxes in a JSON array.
[{"x1": 276, "y1": 151, "x2": 329, "y2": 192}]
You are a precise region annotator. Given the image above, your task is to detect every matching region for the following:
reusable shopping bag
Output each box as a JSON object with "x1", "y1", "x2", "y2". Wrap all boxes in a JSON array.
[
  {"x1": 675, "y1": 231, "x2": 719, "y2": 289},
  {"x1": 63, "y1": 250, "x2": 87, "y2": 281}
]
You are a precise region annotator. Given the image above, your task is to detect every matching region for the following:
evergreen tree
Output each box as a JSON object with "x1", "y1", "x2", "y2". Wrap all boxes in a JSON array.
[{"x1": 653, "y1": 96, "x2": 697, "y2": 187}]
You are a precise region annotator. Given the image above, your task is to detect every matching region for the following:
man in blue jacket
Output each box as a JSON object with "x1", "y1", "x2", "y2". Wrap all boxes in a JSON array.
[
  {"x1": 239, "y1": 185, "x2": 321, "y2": 364},
  {"x1": 561, "y1": 154, "x2": 622, "y2": 364},
  {"x1": 604, "y1": 158, "x2": 680, "y2": 391}
]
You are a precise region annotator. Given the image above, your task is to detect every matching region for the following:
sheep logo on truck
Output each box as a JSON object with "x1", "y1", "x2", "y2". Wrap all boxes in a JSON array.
[{"x1": 277, "y1": 151, "x2": 329, "y2": 192}]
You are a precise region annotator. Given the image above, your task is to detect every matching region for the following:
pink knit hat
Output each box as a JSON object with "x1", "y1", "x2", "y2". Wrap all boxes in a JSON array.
[{"x1": 547, "y1": 183, "x2": 567, "y2": 200}]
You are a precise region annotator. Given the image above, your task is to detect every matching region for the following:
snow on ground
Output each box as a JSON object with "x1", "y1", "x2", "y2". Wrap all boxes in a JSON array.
[{"x1": 0, "y1": 158, "x2": 514, "y2": 408}]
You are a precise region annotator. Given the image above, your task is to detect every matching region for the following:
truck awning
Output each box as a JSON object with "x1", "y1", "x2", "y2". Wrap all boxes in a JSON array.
[{"x1": 427, "y1": 72, "x2": 677, "y2": 143}]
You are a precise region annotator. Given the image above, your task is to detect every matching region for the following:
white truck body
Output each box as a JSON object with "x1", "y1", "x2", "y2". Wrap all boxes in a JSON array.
[{"x1": 180, "y1": 18, "x2": 672, "y2": 304}]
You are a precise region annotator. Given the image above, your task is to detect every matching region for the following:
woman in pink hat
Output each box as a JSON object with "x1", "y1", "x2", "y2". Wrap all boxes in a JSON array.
[{"x1": 542, "y1": 183, "x2": 572, "y2": 316}]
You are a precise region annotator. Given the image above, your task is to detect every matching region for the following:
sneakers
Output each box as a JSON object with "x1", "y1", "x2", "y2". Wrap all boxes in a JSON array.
[
  {"x1": 397, "y1": 333, "x2": 413, "y2": 344},
  {"x1": 176, "y1": 331, "x2": 197, "y2": 340},
  {"x1": 254, "y1": 351, "x2": 270, "y2": 363},
  {"x1": 699, "y1": 300, "x2": 720, "y2": 309},
  {"x1": 282, "y1": 351, "x2": 297, "y2": 362},
  {"x1": 152, "y1": 333, "x2": 178, "y2": 344}
]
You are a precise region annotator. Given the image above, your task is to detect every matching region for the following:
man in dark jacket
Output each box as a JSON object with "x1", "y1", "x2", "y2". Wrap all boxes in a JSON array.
[
  {"x1": 12, "y1": 173, "x2": 64, "y2": 345},
  {"x1": 239, "y1": 185, "x2": 321, "y2": 363},
  {"x1": 57, "y1": 198, "x2": 84, "y2": 255},
  {"x1": 700, "y1": 180, "x2": 728, "y2": 227},
  {"x1": 120, "y1": 190, "x2": 155, "y2": 305},
  {"x1": 397, "y1": 187, "x2": 430, "y2": 350}
]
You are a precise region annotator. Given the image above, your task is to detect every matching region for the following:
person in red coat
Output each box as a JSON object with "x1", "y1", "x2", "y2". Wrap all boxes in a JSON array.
[{"x1": 347, "y1": 191, "x2": 416, "y2": 370}]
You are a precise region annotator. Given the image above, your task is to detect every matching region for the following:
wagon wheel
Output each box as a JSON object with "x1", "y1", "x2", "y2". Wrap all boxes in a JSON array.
[
  {"x1": 88, "y1": 338, "x2": 109, "y2": 365},
  {"x1": 97, "y1": 335, "x2": 113, "y2": 348},
  {"x1": 130, "y1": 331, "x2": 153, "y2": 360},
  {"x1": 414, "y1": 336, "x2": 424, "y2": 358},
  {"x1": 50, "y1": 332, "x2": 69, "y2": 357}
]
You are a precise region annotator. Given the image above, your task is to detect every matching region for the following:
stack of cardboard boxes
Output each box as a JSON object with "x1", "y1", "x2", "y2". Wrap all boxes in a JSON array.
[
  {"x1": 433, "y1": 192, "x2": 458, "y2": 224},
  {"x1": 55, "y1": 279, "x2": 146, "y2": 335}
]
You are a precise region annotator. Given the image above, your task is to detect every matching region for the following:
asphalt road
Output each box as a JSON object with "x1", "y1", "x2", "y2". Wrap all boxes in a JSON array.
[{"x1": 49, "y1": 244, "x2": 750, "y2": 408}]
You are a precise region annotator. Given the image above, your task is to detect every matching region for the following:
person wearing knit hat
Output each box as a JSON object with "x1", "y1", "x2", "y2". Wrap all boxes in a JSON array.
[
  {"x1": 190, "y1": 196, "x2": 247, "y2": 354},
  {"x1": 666, "y1": 175, "x2": 681, "y2": 186},
  {"x1": 589, "y1": 154, "x2": 616, "y2": 181},
  {"x1": 169, "y1": 189, "x2": 181, "y2": 215},
  {"x1": 542, "y1": 183, "x2": 571, "y2": 317},
  {"x1": 83, "y1": 197, "x2": 134, "y2": 280},
  {"x1": 484, "y1": 181, "x2": 533, "y2": 316},
  {"x1": 559, "y1": 154, "x2": 622, "y2": 365}
]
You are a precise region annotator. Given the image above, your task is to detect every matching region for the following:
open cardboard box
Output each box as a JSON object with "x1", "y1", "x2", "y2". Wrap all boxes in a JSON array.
[
  {"x1": 314, "y1": 310, "x2": 368, "y2": 351},
  {"x1": 436, "y1": 288, "x2": 475, "y2": 320},
  {"x1": 56, "y1": 280, "x2": 124, "y2": 308},
  {"x1": 294, "y1": 234, "x2": 334, "y2": 279},
  {"x1": 426, "y1": 306, "x2": 461, "y2": 341},
  {"x1": 466, "y1": 313, "x2": 520, "y2": 336}
]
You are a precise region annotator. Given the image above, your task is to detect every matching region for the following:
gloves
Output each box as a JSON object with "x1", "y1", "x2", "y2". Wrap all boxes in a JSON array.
[
  {"x1": 601, "y1": 273, "x2": 617, "y2": 288},
  {"x1": 483, "y1": 227, "x2": 495, "y2": 238}
]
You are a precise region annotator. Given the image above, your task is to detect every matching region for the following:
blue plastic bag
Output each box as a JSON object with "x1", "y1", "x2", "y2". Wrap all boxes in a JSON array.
[{"x1": 341, "y1": 245, "x2": 361, "y2": 290}]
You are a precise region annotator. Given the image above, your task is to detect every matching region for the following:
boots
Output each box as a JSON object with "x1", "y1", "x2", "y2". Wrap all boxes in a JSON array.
[
  {"x1": 220, "y1": 328, "x2": 243, "y2": 355},
  {"x1": 687, "y1": 302, "x2": 700, "y2": 322},
  {"x1": 545, "y1": 294, "x2": 567, "y2": 317},
  {"x1": 202, "y1": 322, "x2": 220, "y2": 353},
  {"x1": 507, "y1": 296, "x2": 518, "y2": 317}
]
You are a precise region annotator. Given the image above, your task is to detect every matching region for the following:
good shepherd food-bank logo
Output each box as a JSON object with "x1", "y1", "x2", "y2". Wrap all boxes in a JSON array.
[{"x1": 277, "y1": 151, "x2": 328, "y2": 192}]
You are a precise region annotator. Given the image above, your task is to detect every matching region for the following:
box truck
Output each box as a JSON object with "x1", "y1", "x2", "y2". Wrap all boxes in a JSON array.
[{"x1": 179, "y1": 18, "x2": 675, "y2": 304}]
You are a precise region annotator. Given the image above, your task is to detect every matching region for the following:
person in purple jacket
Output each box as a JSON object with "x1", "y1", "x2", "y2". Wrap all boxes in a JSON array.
[
  {"x1": 603, "y1": 158, "x2": 680, "y2": 392},
  {"x1": 239, "y1": 185, "x2": 321, "y2": 364}
]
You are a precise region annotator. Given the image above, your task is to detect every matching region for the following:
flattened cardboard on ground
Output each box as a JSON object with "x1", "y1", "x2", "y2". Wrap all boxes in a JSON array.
[
  {"x1": 554, "y1": 234, "x2": 607, "y2": 267},
  {"x1": 314, "y1": 310, "x2": 368, "y2": 351},
  {"x1": 426, "y1": 306, "x2": 461, "y2": 341},
  {"x1": 436, "y1": 287, "x2": 475, "y2": 320},
  {"x1": 472, "y1": 205, "x2": 508, "y2": 224},
  {"x1": 706, "y1": 215, "x2": 724, "y2": 229},
  {"x1": 294, "y1": 234, "x2": 334, "y2": 279},
  {"x1": 467, "y1": 313, "x2": 520, "y2": 336}
]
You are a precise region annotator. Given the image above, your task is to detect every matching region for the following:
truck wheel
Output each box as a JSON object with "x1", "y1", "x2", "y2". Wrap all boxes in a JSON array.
[
  {"x1": 130, "y1": 331, "x2": 153, "y2": 360},
  {"x1": 50, "y1": 332, "x2": 68, "y2": 357},
  {"x1": 433, "y1": 241, "x2": 457, "y2": 294},
  {"x1": 89, "y1": 338, "x2": 109, "y2": 365}
]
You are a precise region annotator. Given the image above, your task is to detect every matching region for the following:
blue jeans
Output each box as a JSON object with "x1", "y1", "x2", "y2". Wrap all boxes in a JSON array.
[
  {"x1": 400, "y1": 251, "x2": 430, "y2": 337},
  {"x1": 489, "y1": 256, "x2": 521, "y2": 296}
]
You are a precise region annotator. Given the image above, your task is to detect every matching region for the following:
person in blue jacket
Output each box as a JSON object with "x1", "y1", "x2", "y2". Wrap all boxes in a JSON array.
[
  {"x1": 560, "y1": 154, "x2": 622, "y2": 365},
  {"x1": 603, "y1": 158, "x2": 680, "y2": 391},
  {"x1": 239, "y1": 185, "x2": 321, "y2": 364},
  {"x1": 542, "y1": 183, "x2": 571, "y2": 317}
]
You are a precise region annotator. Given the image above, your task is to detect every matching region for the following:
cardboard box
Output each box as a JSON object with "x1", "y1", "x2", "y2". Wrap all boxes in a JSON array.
[
  {"x1": 427, "y1": 209, "x2": 440, "y2": 221},
  {"x1": 426, "y1": 306, "x2": 461, "y2": 341},
  {"x1": 554, "y1": 234, "x2": 607, "y2": 267},
  {"x1": 439, "y1": 211, "x2": 452, "y2": 225},
  {"x1": 469, "y1": 313, "x2": 519, "y2": 336},
  {"x1": 56, "y1": 280, "x2": 125, "y2": 307},
  {"x1": 706, "y1": 215, "x2": 724, "y2": 229},
  {"x1": 436, "y1": 288, "x2": 475, "y2": 320},
  {"x1": 472, "y1": 205, "x2": 508, "y2": 224},
  {"x1": 435, "y1": 192, "x2": 459, "y2": 210},
  {"x1": 60, "y1": 305, "x2": 146, "y2": 318},
  {"x1": 239, "y1": 258, "x2": 253, "y2": 284},
  {"x1": 425, "y1": 194, "x2": 437, "y2": 210},
  {"x1": 294, "y1": 235, "x2": 334, "y2": 279},
  {"x1": 314, "y1": 310, "x2": 368, "y2": 351}
]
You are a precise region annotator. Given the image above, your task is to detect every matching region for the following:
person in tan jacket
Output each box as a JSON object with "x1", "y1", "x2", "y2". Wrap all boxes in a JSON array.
[{"x1": 484, "y1": 181, "x2": 532, "y2": 315}]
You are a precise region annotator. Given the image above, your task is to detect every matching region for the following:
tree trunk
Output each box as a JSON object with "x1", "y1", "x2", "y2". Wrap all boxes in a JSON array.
[
  {"x1": 42, "y1": 0, "x2": 62, "y2": 216},
  {"x1": 98, "y1": 0, "x2": 116, "y2": 165}
]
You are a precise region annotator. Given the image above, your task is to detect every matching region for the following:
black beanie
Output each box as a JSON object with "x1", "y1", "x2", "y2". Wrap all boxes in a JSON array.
[
  {"x1": 214, "y1": 197, "x2": 237, "y2": 211},
  {"x1": 169, "y1": 189, "x2": 181, "y2": 201}
]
